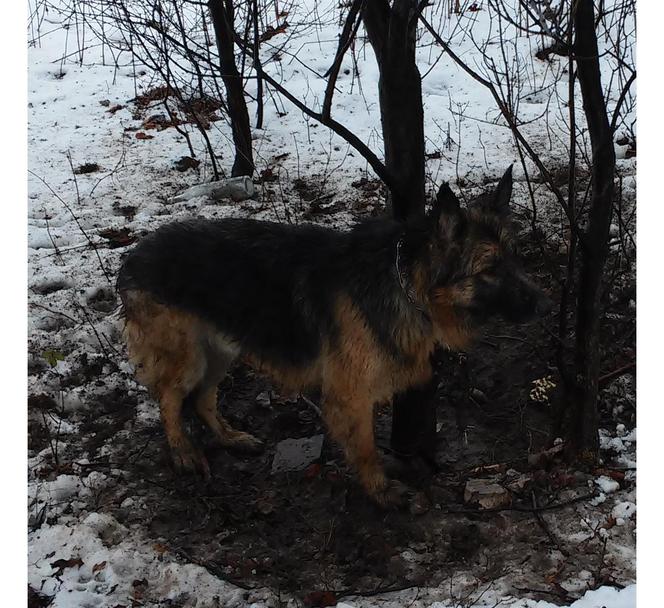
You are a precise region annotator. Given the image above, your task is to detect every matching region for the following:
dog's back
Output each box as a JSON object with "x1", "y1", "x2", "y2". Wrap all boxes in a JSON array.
[{"x1": 118, "y1": 218, "x2": 348, "y2": 366}]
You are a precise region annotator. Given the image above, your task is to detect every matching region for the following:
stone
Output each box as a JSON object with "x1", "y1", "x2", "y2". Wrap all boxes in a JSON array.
[
  {"x1": 464, "y1": 479, "x2": 511, "y2": 510},
  {"x1": 271, "y1": 435, "x2": 324, "y2": 474}
]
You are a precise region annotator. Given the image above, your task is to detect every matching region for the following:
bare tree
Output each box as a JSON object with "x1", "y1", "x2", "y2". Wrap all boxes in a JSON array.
[
  {"x1": 423, "y1": 0, "x2": 635, "y2": 462},
  {"x1": 56, "y1": 0, "x2": 635, "y2": 466},
  {"x1": 208, "y1": 0, "x2": 254, "y2": 176},
  {"x1": 560, "y1": 0, "x2": 617, "y2": 460},
  {"x1": 362, "y1": 0, "x2": 426, "y2": 219}
]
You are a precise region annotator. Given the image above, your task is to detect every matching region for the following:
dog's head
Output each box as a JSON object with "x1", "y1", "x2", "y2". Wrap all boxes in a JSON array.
[{"x1": 426, "y1": 167, "x2": 551, "y2": 330}]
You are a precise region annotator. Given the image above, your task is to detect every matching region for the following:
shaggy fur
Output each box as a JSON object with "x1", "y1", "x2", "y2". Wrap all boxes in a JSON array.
[{"x1": 117, "y1": 166, "x2": 548, "y2": 506}]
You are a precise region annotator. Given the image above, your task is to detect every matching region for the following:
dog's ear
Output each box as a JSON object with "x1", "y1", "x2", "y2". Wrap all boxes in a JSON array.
[
  {"x1": 434, "y1": 182, "x2": 461, "y2": 216},
  {"x1": 431, "y1": 182, "x2": 463, "y2": 242},
  {"x1": 490, "y1": 165, "x2": 513, "y2": 215}
]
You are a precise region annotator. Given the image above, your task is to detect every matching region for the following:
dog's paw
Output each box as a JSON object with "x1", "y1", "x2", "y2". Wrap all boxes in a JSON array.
[
  {"x1": 224, "y1": 432, "x2": 265, "y2": 455},
  {"x1": 371, "y1": 478, "x2": 413, "y2": 510},
  {"x1": 171, "y1": 445, "x2": 211, "y2": 480}
]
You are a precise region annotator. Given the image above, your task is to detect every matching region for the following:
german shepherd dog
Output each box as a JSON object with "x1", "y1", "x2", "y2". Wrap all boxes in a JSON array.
[{"x1": 117, "y1": 167, "x2": 549, "y2": 506}]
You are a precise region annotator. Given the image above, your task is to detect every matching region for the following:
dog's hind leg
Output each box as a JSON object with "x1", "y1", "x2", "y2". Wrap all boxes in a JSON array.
[
  {"x1": 193, "y1": 346, "x2": 264, "y2": 454},
  {"x1": 122, "y1": 291, "x2": 211, "y2": 477},
  {"x1": 194, "y1": 386, "x2": 264, "y2": 453}
]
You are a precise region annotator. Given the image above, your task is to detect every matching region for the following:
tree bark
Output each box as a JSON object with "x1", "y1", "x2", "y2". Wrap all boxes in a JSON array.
[
  {"x1": 559, "y1": 0, "x2": 616, "y2": 462},
  {"x1": 390, "y1": 381, "x2": 438, "y2": 460},
  {"x1": 362, "y1": 0, "x2": 426, "y2": 219},
  {"x1": 208, "y1": 0, "x2": 254, "y2": 177},
  {"x1": 362, "y1": 0, "x2": 434, "y2": 458}
]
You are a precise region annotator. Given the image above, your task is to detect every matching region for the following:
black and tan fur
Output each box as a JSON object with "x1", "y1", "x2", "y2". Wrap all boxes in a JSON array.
[{"x1": 117, "y1": 167, "x2": 549, "y2": 506}]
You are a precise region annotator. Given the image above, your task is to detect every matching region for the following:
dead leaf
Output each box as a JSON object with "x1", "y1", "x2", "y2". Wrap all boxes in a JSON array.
[
  {"x1": 135, "y1": 131, "x2": 154, "y2": 140},
  {"x1": 92, "y1": 561, "x2": 107, "y2": 573},
  {"x1": 131, "y1": 578, "x2": 148, "y2": 601},
  {"x1": 468, "y1": 463, "x2": 507, "y2": 476},
  {"x1": 174, "y1": 156, "x2": 200, "y2": 172},
  {"x1": 303, "y1": 590, "x2": 337, "y2": 607},
  {"x1": 527, "y1": 442, "x2": 565, "y2": 468},
  {"x1": 98, "y1": 227, "x2": 137, "y2": 248},
  {"x1": 551, "y1": 471, "x2": 578, "y2": 489},
  {"x1": 74, "y1": 162, "x2": 100, "y2": 175},
  {"x1": 325, "y1": 470, "x2": 341, "y2": 482},
  {"x1": 153, "y1": 543, "x2": 169, "y2": 555},
  {"x1": 51, "y1": 557, "x2": 83, "y2": 577},
  {"x1": 303, "y1": 463, "x2": 321, "y2": 479},
  {"x1": 464, "y1": 479, "x2": 511, "y2": 510},
  {"x1": 594, "y1": 468, "x2": 626, "y2": 483},
  {"x1": 259, "y1": 167, "x2": 278, "y2": 183},
  {"x1": 132, "y1": 85, "x2": 173, "y2": 109},
  {"x1": 259, "y1": 22, "x2": 289, "y2": 43}
]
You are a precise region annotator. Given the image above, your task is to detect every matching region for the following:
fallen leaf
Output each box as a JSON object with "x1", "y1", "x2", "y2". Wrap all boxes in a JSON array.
[
  {"x1": 594, "y1": 467, "x2": 626, "y2": 483},
  {"x1": 260, "y1": 22, "x2": 289, "y2": 43},
  {"x1": 42, "y1": 350, "x2": 64, "y2": 368},
  {"x1": 98, "y1": 227, "x2": 137, "y2": 248},
  {"x1": 74, "y1": 162, "x2": 100, "y2": 174},
  {"x1": 135, "y1": 131, "x2": 154, "y2": 140},
  {"x1": 174, "y1": 156, "x2": 200, "y2": 172},
  {"x1": 260, "y1": 167, "x2": 278, "y2": 183},
  {"x1": 92, "y1": 561, "x2": 107, "y2": 573},
  {"x1": 131, "y1": 578, "x2": 148, "y2": 601},
  {"x1": 303, "y1": 463, "x2": 321, "y2": 479},
  {"x1": 303, "y1": 590, "x2": 337, "y2": 607},
  {"x1": 50, "y1": 557, "x2": 83, "y2": 577},
  {"x1": 153, "y1": 543, "x2": 169, "y2": 555},
  {"x1": 468, "y1": 463, "x2": 507, "y2": 476}
]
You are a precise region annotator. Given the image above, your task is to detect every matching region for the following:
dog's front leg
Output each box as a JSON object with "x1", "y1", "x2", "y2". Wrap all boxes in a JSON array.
[
  {"x1": 159, "y1": 386, "x2": 210, "y2": 479},
  {"x1": 322, "y1": 389, "x2": 409, "y2": 508}
]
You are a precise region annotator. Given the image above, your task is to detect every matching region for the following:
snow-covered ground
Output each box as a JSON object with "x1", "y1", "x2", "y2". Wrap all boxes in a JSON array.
[{"x1": 25, "y1": 1, "x2": 636, "y2": 606}]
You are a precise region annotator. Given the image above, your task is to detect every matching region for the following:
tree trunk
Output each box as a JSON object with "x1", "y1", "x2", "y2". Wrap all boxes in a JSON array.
[
  {"x1": 362, "y1": 0, "x2": 435, "y2": 459},
  {"x1": 362, "y1": 0, "x2": 426, "y2": 219},
  {"x1": 390, "y1": 381, "x2": 438, "y2": 460},
  {"x1": 559, "y1": 0, "x2": 616, "y2": 462},
  {"x1": 208, "y1": 0, "x2": 254, "y2": 177}
]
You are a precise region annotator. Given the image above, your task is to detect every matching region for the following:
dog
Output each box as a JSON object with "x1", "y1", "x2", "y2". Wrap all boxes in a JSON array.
[{"x1": 117, "y1": 166, "x2": 549, "y2": 506}]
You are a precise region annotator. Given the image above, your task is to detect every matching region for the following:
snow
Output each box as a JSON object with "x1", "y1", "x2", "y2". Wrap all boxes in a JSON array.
[
  {"x1": 612, "y1": 502, "x2": 636, "y2": 524},
  {"x1": 335, "y1": 584, "x2": 636, "y2": 608},
  {"x1": 29, "y1": 515, "x2": 263, "y2": 608},
  {"x1": 26, "y1": 1, "x2": 636, "y2": 606},
  {"x1": 595, "y1": 476, "x2": 621, "y2": 495}
]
